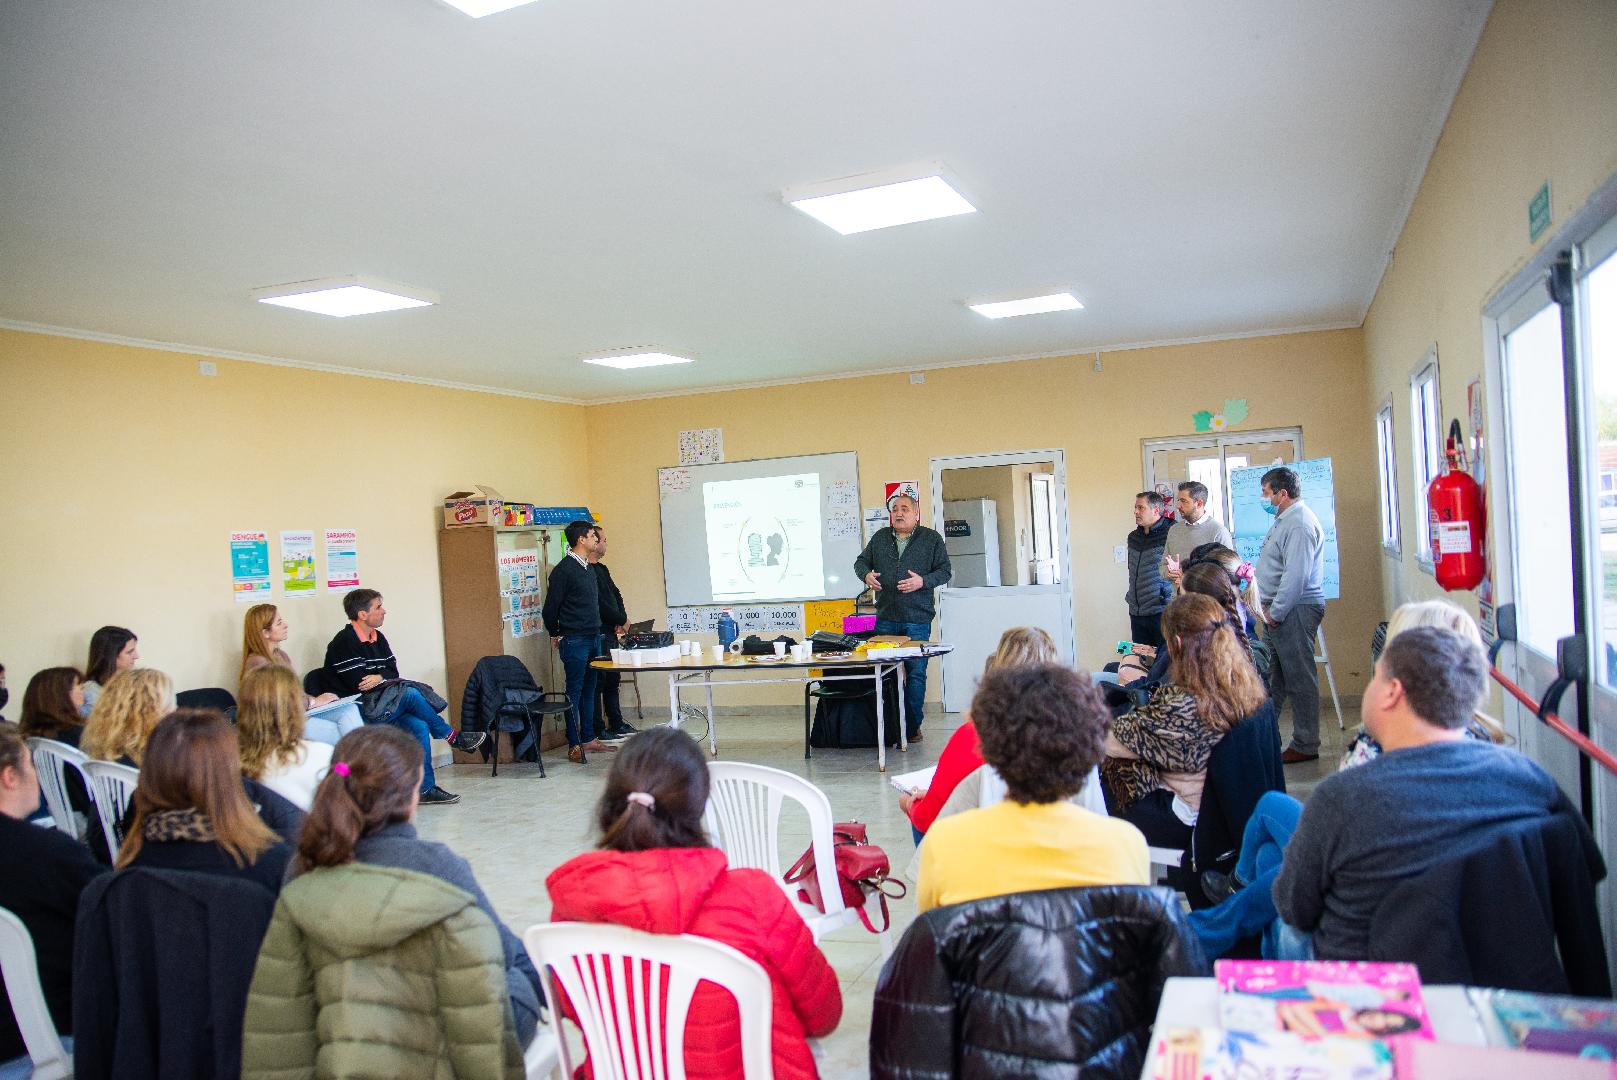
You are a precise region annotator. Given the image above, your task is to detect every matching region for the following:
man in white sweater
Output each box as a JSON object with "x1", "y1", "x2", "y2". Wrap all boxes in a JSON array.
[{"x1": 1161, "y1": 481, "x2": 1235, "y2": 582}]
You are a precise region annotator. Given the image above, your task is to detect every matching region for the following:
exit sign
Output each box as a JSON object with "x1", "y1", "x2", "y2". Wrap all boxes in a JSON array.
[{"x1": 1528, "y1": 181, "x2": 1552, "y2": 242}]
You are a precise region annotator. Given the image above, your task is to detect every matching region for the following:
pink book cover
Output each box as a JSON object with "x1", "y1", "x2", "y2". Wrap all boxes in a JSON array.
[
  {"x1": 1215, "y1": 960, "x2": 1434, "y2": 1041},
  {"x1": 1392, "y1": 1039, "x2": 1616, "y2": 1080}
]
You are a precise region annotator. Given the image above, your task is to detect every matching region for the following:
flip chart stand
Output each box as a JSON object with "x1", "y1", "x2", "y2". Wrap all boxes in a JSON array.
[{"x1": 1314, "y1": 626, "x2": 1345, "y2": 730}]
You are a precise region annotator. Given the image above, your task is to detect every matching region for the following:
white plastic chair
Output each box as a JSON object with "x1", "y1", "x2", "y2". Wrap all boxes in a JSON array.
[
  {"x1": 523, "y1": 1023, "x2": 560, "y2": 1079},
  {"x1": 26, "y1": 739, "x2": 90, "y2": 842},
  {"x1": 703, "y1": 761, "x2": 893, "y2": 956},
  {"x1": 0, "y1": 906, "x2": 72, "y2": 1080},
  {"x1": 81, "y1": 760, "x2": 139, "y2": 859},
  {"x1": 523, "y1": 922, "x2": 773, "y2": 1080}
]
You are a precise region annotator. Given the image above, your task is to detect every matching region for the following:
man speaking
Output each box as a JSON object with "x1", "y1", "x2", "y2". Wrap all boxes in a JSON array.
[{"x1": 853, "y1": 493, "x2": 952, "y2": 740}]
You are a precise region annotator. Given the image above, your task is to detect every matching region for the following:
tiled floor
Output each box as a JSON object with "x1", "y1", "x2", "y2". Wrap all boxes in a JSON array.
[{"x1": 416, "y1": 700, "x2": 1361, "y2": 1078}]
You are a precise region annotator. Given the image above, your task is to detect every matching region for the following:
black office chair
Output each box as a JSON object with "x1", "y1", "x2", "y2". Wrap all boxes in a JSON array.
[
  {"x1": 462, "y1": 655, "x2": 566, "y2": 778},
  {"x1": 176, "y1": 687, "x2": 237, "y2": 724}
]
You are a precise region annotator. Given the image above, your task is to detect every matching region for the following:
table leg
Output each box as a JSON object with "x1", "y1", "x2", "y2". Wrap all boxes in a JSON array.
[
  {"x1": 705, "y1": 680, "x2": 717, "y2": 757},
  {"x1": 667, "y1": 673, "x2": 681, "y2": 730},
  {"x1": 894, "y1": 662, "x2": 909, "y2": 754},
  {"x1": 875, "y1": 666, "x2": 886, "y2": 772}
]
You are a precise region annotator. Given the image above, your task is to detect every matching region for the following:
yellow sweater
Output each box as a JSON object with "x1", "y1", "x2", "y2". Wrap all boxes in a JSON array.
[{"x1": 916, "y1": 798, "x2": 1151, "y2": 913}]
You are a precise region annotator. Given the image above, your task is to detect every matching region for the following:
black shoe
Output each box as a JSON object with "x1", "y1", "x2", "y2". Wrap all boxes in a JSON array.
[
  {"x1": 448, "y1": 730, "x2": 487, "y2": 753},
  {"x1": 606, "y1": 721, "x2": 638, "y2": 735},
  {"x1": 420, "y1": 786, "x2": 461, "y2": 805},
  {"x1": 1200, "y1": 869, "x2": 1245, "y2": 904},
  {"x1": 596, "y1": 729, "x2": 629, "y2": 743}
]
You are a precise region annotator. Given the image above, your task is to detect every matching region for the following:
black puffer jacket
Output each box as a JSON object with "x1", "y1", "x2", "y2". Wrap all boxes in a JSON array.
[{"x1": 870, "y1": 885, "x2": 1207, "y2": 1080}]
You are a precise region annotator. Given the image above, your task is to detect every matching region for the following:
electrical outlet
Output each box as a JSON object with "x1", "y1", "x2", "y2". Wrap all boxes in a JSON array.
[
  {"x1": 198, "y1": 360, "x2": 218, "y2": 377},
  {"x1": 908, "y1": 372, "x2": 925, "y2": 384},
  {"x1": 1113, "y1": 544, "x2": 1126, "y2": 564}
]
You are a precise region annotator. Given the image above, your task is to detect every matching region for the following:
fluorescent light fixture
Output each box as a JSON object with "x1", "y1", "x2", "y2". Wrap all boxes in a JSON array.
[
  {"x1": 785, "y1": 162, "x2": 977, "y2": 235},
  {"x1": 252, "y1": 276, "x2": 437, "y2": 318},
  {"x1": 434, "y1": 0, "x2": 542, "y2": 16},
  {"x1": 582, "y1": 351, "x2": 696, "y2": 371},
  {"x1": 969, "y1": 292, "x2": 1084, "y2": 319}
]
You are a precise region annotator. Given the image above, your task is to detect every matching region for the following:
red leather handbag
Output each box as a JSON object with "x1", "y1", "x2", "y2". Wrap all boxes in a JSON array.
[{"x1": 784, "y1": 821, "x2": 907, "y2": 933}]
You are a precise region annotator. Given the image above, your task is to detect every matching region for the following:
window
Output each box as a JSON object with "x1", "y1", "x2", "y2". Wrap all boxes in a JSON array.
[
  {"x1": 1376, "y1": 400, "x2": 1400, "y2": 553},
  {"x1": 1142, "y1": 430, "x2": 1301, "y2": 552},
  {"x1": 1410, "y1": 351, "x2": 1442, "y2": 565}
]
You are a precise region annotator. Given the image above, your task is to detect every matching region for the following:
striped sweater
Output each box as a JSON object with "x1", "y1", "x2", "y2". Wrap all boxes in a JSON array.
[{"x1": 322, "y1": 625, "x2": 399, "y2": 697}]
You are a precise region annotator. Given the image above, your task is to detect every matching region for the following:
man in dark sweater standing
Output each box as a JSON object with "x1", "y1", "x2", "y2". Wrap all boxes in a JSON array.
[
  {"x1": 1125, "y1": 491, "x2": 1173, "y2": 651},
  {"x1": 589, "y1": 526, "x2": 635, "y2": 742},
  {"x1": 323, "y1": 588, "x2": 483, "y2": 805},
  {"x1": 853, "y1": 493, "x2": 952, "y2": 740},
  {"x1": 543, "y1": 520, "x2": 615, "y2": 763}
]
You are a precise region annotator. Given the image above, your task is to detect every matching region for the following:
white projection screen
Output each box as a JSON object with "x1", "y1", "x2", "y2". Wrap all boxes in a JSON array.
[{"x1": 657, "y1": 452, "x2": 864, "y2": 607}]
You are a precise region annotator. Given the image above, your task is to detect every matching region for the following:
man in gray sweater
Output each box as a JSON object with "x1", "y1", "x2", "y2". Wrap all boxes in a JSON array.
[
  {"x1": 1161, "y1": 481, "x2": 1235, "y2": 583},
  {"x1": 1273, "y1": 627, "x2": 1568, "y2": 960},
  {"x1": 1255, "y1": 466, "x2": 1326, "y2": 762},
  {"x1": 854, "y1": 493, "x2": 952, "y2": 739}
]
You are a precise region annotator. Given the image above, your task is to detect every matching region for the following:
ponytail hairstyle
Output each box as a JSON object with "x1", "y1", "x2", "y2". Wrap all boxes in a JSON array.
[
  {"x1": 595, "y1": 727, "x2": 710, "y2": 852},
  {"x1": 1180, "y1": 562, "x2": 1247, "y2": 641},
  {"x1": 296, "y1": 725, "x2": 421, "y2": 873},
  {"x1": 240, "y1": 603, "x2": 280, "y2": 680},
  {"x1": 1163, "y1": 593, "x2": 1268, "y2": 732}
]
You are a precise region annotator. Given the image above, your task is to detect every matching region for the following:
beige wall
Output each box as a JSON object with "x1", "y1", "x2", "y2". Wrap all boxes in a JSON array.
[
  {"x1": 0, "y1": 328, "x2": 589, "y2": 700},
  {"x1": 1365, "y1": 0, "x2": 1617, "y2": 612},
  {"x1": 587, "y1": 328, "x2": 1379, "y2": 706}
]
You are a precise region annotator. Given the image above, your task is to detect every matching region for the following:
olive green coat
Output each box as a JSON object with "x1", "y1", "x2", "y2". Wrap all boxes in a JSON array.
[{"x1": 241, "y1": 862, "x2": 523, "y2": 1080}]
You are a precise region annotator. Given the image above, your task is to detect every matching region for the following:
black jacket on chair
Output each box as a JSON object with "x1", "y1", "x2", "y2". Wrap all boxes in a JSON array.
[
  {"x1": 1368, "y1": 805, "x2": 1610, "y2": 996},
  {"x1": 870, "y1": 885, "x2": 1208, "y2": 1080},
  {"x1": 1182, "y1": 700, "x2": 1285, "y2": 895},
  {"x1": 73, "y1": 867, "x2": 277, "y2": 1080},
  {"x1": 458, "y1": 654, "x2": 543, "y2": 760}
]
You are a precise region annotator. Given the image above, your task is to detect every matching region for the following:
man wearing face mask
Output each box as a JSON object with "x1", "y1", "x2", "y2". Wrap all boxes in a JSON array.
[{"x1": 1255, "y1": 466, "x2": 1326, "y2": 763}]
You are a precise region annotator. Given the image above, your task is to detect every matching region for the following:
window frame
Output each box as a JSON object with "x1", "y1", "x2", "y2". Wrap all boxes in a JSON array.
[
  {"x1": 1409, "y1": 347, "x2": 1443, "y2": 571},
  {"x1": 1375, "y1": 397, "x2": 1401, "y2": 555}
]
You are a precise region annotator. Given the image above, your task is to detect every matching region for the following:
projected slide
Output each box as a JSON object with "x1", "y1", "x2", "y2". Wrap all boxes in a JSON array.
[{"x1": 703, "y1": 473, "x2": 826, "y2": 601}]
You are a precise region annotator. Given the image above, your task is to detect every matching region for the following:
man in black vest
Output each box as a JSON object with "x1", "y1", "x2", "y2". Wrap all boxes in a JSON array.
[
  {"x1": 542, "y1": 520, "x2": 615, "y2": 763},
  {"x1": 590, "y1": 525, "x2": 636, "y2": 742}
]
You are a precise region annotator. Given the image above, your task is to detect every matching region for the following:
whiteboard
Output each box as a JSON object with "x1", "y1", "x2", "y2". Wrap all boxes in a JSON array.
[
  {"x1": 1230, "y1": 456, "x2": 1340, "y2": 600},
  {"x1": 657, "y1": 452, "x2": 864, "y2": 607}
]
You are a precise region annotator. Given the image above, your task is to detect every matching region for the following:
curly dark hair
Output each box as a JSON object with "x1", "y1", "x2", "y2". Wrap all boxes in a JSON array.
[{"x1": 972, "y1": 664, "x2": 1109, "y2": 804}]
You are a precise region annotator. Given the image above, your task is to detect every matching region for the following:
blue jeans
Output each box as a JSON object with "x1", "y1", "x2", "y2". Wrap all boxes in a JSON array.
[
  {"x1": 874, "y1": 619, "x2": 931, "y2": 734},
  {"x1": 380, "y1": 687, "x2": 452, "y2": 793},
  {"x1": 1187, "y1": 792, "x2": 1304, "y2": 957},
  {"x1": 559, "y1": 633, "x2": 602, "y2": 746},
  {"x1": 304, "y1": 700, "x2": 364, "y2": 745}
]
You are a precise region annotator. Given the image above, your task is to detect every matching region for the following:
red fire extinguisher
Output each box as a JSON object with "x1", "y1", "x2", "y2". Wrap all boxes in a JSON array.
[{"x1": 1428, "y1": 418, "x2": 1487, "y2": 591}]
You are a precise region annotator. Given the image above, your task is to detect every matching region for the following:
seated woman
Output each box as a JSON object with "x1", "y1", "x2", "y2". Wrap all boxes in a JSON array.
[
  {"x1": 81, "y1": 668, "x2": 173, "y2": 765},
  {"x1": 116, "y1": 708, "x2": 293, "y2": 895},
  {"x1": 899, "y1": 626, "x2": 1057, "y2": 843},
  {"x1": 241, "y1": 603, "x2": 361, "y2": 744},
  {"x1": 1102, "y1": 560, "x2": 1256, "y2": 693},
  {"x1": 81, "y1": 625, "x2": 138, "y2": 717},
  {"x1": 918, "y1": 663, "x2": 1149, "y2": 912},
  {"x1": 1189, "y1": 599, "x2": 1503, "y2": 958},
  {"x1": 1101, "y1": 593, "x2": 1269, "y2": 849},
  {"x1": 547, "y1": 726, "x2": 841, "y2": 1080},
  {"x1": 286, "y1": 725, "x2": 541, "y2": 1044},
  {"x1": 19, "y1": 667, "x2": 87, "y2": 747},
  {"x1": 236, "y1": 666, "x2": 333, "y2": 810},
  {"x1": 0, "y1": 721, "x2": 108, "y2": 1069}
]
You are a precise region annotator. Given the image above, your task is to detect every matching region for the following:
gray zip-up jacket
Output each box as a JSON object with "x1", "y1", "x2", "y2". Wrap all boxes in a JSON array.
[
  {"x1": 854, "y1": 526, "x2": 953, "y2": 624},
  {"x1": 1255, "y1": 499, "x2": 1325, "y2": 622}
]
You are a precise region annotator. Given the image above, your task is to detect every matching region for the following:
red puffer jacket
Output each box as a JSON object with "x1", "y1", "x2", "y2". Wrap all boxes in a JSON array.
[{"x1": 546, "y1": 847, "x2": 842, "y2": 1080}]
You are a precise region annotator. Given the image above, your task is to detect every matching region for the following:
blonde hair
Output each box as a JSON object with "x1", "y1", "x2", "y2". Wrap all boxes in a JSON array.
[
  {"x1": 236, "y1": 665, "x2": 309, "y2": 779},
  {"x1": 1384, "y1": 600, "x2": 1505, "y2": 743},
  {"x1": 82, "y1": 668, "x2": 175, "y2": 763},
  {"x1": 985, "y1": 626, "x2": 1058, "y2": 675},
  {"x1": 241, "y1": 603, "x2": 280, "y2": 680}
]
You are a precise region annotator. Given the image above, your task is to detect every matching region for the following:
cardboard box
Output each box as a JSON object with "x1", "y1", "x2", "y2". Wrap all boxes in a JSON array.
[
  {"x1": 443, "y1": 485, "x2": 503, "y2": 528},
  {"x1": 500, "y1": 502, "x2": 535, "y2": 527}
]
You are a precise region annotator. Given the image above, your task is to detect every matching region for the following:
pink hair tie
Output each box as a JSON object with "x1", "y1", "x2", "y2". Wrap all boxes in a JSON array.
[
  {"x1": 625, "y1": 791, "x2": 655, "y2": 811},
  {"x1": 332, "y1": 762, "x2": 351, "y2": 777}
]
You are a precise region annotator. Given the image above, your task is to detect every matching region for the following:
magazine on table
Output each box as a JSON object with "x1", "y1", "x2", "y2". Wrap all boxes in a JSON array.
[
  {"x1": 1215, "y1": 960, "x2": 1433, "y2": 1041},
  {"x1": 1145, "y1": 1026, "x2": 1393, "y2": 1080},
  {"x1": 1466, "y1": 987, "x2": 1617, "y2": 1059},
  {"x1": 1390, "y1": 1038, "x2": 1614, "y2": 1080}
]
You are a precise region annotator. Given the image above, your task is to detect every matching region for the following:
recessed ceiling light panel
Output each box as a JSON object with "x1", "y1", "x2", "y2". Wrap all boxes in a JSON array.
[
  {"x1": 434, "y1": 0, "x2": 542, "y2": 17},
  {"x1": 785, "y1": 163, "x2": 977, "y2": 235},
  {"x1": 582, "y1": 351, "x2": 696, "y2": 371},
  {"x1": 252, "y1": 276, "x2": 437, "y2": 318},
  {"x1": 969, "y1": 292, "x2": 1084, "y2": 319}
]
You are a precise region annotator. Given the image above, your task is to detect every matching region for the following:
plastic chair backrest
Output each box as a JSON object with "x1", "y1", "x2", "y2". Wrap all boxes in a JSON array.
[
  {"x1": 27, "y1": 737, "x2": 90, "y2": 842},
  {"x1": 524, "y1": 922, "x2": 773, "y2": 1080},
  {"x1": 703, "y1": 761, "x2": 843, "y2": 918},
  {"x1": 0, "y1": 905, "x2": 72, "y2": 1080},
  {"x1": 82, "y1": 759, "x2": 139, "y2": 858},
  {"x1": 976, "y1": 763, "x2": 1107, "y2": 816}
]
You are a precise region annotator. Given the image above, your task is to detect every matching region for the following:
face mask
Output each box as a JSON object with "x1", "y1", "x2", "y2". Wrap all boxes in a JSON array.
[
  {"x1": 1262, "y1": 501, "x2": 1278, "y2": 516},
  {"x1": 0, "y1": 688, "x2": 8, "y2": 711}
]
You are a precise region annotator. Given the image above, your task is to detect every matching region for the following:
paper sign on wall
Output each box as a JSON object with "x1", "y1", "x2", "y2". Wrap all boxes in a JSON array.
[
  {"x1": 324, "y1": 529, "x2": 360, "y2": 591},
  {"x1": 281, "y1": 530, "x2": 316, "y2": 595},
  {"x1": 496, "y1": 550, "x2": 541, "y2": 597},
  {"x1": 678, "y1": 428, "x2": 723, "y2": 465},
  {"x1": 803, "y1": 600, "x2": 857, "y2": 636},
  {"x1": 230, "y1": 531, "x2": 272, "y2": 603},
  {"x1": 864, "y1": 506, "x2": 890, "y2": 543},
  {"x1": 666, "y1": 604, "x2": 803, "y2": 635},
  {"x1": 658, "y1": 467, "x2": 692, "y2": 497},
  {"x1": 884, "y1": 481, "x2": 920, "y2": 510},
  {"x1": 1230, "y1": 457, "x2": 1340, "y2": 601}
]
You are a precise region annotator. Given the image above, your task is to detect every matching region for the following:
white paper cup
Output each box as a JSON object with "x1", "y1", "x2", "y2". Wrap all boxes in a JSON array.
[
  {"x1": 679, "y1": 640, "x2": 693, "y2": 655},
  {"x1": 773, "y1": 641, "x2": 787, "y2": 657},
  {"x1": 611, "y1": 649, "x2": 629, "y2": 665},
  {"x1": 711, "y1": 644, "x2": 726, "y2": 661}
]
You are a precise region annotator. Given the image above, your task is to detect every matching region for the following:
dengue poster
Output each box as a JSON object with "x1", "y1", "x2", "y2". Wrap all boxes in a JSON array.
[
  {"x1": 230, "y1": 530, "x2": 272, "y2": 603},
  {"x1": 324, "y1": 528, "x2": 360, "y2": 592},
  {"x1": 280, "y1": 530, "x2": 316, "y2": 595}
]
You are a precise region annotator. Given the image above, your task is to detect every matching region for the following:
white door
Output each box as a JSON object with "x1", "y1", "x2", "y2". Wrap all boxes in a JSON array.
[{"x1": 932, "y1": 449, "x2": 1074, "y2": 712}]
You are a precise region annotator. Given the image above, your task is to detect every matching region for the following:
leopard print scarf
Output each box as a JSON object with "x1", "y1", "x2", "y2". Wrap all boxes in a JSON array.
[{"x1": 142, "y1": 808, "x2": 215, "y2": 843}]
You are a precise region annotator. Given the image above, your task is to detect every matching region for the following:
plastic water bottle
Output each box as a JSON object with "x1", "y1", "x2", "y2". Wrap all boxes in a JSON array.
[{"x1": 716, "y1": 610, "x2": 738, "y2": 652}]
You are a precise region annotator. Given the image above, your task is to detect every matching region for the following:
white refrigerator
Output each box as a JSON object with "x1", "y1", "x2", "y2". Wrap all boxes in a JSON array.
[{"x1": 942, "y1": 499, "x2": 1001, "y2": 588}]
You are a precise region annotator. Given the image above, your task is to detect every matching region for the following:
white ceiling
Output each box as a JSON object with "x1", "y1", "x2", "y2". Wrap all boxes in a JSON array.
[{"x1": 0, "y1": 1, "x2": 1490, "y2": 403}]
